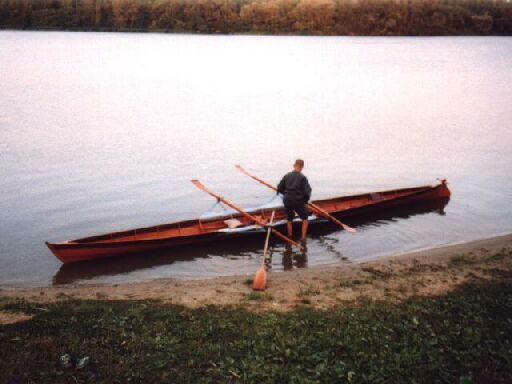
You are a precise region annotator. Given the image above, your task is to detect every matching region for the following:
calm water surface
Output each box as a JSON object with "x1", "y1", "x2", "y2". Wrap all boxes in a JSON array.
[{"x1": 1, "y1": 32, "x2": 511, "y2": 287}]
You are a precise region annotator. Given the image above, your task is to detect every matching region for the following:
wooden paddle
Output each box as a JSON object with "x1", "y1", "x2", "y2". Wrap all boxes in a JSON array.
[
  {"x1": 235, "y1": 165, "x2": 356, "y2": 233},
  {"x1": 191, "y1": 180, "x2": 304, "y2": 250},
  {"x1": 252, "y1": 211, "x2": 275, "y2": 291}
]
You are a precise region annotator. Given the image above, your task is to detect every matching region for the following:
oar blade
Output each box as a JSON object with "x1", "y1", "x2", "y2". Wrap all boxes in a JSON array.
[
  {"x1": 309, "y1": 202, "x2": 357, "y2": 234},
  {"x1": 235, "y1": 164, "x2": 249, "y2": 175},
  {"x1": 252, "y1": 264, "x2": 267, "y2": 291},
  {"x1": 191, "y1": 179, "x2": 215, "y2": 197},
  {"x1": 344, "y1": 226, "x2": 357, "y2": 233},
  {"x1": 191, "y1": 179, "x2": 203, "y2": 189}
]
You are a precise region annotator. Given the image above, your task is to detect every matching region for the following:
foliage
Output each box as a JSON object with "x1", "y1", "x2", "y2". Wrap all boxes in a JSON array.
[
  {"x1": 0, "y1": 0, "x2": 511, "y2": 35},
  {"x1": 1, "y1": 281, "x2": 512, "y2": 383}
]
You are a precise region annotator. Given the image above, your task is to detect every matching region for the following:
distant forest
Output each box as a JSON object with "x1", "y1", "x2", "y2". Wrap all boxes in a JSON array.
[{"x1": 1, "y1": 0, "x2": 511, "y2": 35}]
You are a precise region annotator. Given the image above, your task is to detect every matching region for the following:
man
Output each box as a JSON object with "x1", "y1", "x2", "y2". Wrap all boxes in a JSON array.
[{"x1": 277, "y1": 159, "x2": 312, "y2": 242}]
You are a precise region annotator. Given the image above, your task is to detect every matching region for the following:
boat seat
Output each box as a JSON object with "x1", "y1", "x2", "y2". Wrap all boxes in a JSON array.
[{"x1": 224, "y1": 218, "x2": 243, "y2": 229}]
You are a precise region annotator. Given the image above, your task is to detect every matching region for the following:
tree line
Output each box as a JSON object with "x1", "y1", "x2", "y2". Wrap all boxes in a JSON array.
[{"x1": 0, "y1": 0, "x2": 511, "y2": 35}]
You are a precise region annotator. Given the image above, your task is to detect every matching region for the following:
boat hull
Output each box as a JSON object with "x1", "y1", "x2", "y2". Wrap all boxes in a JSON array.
[
  {"x1": 47, "y1": 231, "x2": 253, "y2": 264},
  {"x1": 46, "y1": 181, "x2": 451, "y2": 264}
]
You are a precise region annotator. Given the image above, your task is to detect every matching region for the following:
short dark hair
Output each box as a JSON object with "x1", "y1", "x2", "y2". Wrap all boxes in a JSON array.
[{"x1": 294, "y1": 159, "x2": 304, "y2": 168}]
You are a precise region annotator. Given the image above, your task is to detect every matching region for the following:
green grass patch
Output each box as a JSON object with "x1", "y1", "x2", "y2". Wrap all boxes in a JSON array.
[
  {"x1": 1, "y1": 281, "x2": 512, "y2": 383},
  {"x1": 297, "y1": 286, "x2": 321, "y2": 297},
  {"x1": 339, "y1": 279, "x2": 354, "y2": 288},
  {"x1": 339, "y1": 278, "x2": 372, "y2": 288},
  {"x1": 243, "y1": 292, "x2": 274, "y2": 302},
  {"x1": 245, "y1": 292, "x2": 263, "y2": 301},
  {"x1": 449, "y1": 254, "x2": 477, "y2": 266},
  {"x1": 486, "y1": 247, "x2": 512, "y2": 262},
  {"x1": 361, "y1": 267, "x2": 394, "y2": 280}
]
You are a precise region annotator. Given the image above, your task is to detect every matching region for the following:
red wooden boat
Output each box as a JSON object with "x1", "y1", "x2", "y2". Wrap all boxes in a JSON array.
[{"x1": 46, "y1": 180, "x2": 450, "y2": 264}]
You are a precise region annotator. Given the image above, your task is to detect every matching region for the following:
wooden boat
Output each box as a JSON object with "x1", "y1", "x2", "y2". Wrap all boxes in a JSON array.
[
  {"x1": 52, "y1": 195, "x2": 450, "y2": 284},
  {"x1": 46, "y1": 180, "x2": 451, "y2": 264}
]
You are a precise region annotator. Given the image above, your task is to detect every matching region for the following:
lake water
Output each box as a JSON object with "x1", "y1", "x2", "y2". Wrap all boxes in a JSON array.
[{"x1": 1, "y1": 32, "x2": 511, "y2": 287}]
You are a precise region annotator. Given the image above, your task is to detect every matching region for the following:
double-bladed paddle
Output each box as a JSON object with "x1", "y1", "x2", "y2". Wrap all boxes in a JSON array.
[
  {"x1": 191, "y1": 180, "x2": 304, "y2": 250},
  {"x1": 235, "y1": 165, "x2": 356, "y2": 233}
]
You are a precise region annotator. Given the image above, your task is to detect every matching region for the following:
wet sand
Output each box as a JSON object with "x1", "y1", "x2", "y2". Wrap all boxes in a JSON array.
[{"x1": 1, "y1": 233, "x2": 511, "y2": 317}]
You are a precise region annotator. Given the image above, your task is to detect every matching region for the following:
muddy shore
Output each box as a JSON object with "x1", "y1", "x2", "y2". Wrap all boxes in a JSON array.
[{"x1": 1, "y1": 234, "x2": 511, "y2": 317}]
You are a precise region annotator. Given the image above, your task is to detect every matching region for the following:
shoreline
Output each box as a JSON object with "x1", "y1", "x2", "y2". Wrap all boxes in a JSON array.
[
  {"x1": 3, "y1": 231, "x2": 511, "y2": 290},
  {"x1": 356, "y1": 230, "x2": 512, "y2": 264},
  {"x1": 1, "y1": 235, "x2": 511, "y2": 381},
  {"x1": 1, "y1": 233, "x2": 511, "y2": 312},
  {"x1": 2, "y1": 29, "x2": 511, "y2": 37}
]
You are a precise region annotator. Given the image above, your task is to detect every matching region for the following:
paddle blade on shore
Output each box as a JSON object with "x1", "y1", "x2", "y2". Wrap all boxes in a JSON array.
[{"x1": 252, "y1": 264, "x2": 267, "y2": 291}]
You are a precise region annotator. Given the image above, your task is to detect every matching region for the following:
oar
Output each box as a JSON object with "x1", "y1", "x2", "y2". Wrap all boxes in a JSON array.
[
  {"x1": 235, "y1": 165, "x2": 356, "y2": 233},
  {"x1": 307, "y1": 202, "x2": 356, "y2": 233},
  {"x1": 191, "y1": 180, "x2": 304, "y2": 250},
  {"x1": 252, "y1": 210, "x2": 275, "y2": 291}
]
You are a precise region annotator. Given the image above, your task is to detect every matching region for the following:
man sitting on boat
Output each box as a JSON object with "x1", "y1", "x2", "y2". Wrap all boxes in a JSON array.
[{"x1": 277, "y1": 159, "x2": 312, "y2": 242}]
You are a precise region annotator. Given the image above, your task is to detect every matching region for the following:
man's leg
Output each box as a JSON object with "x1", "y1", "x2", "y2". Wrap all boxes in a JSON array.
[
  {"x1": 287, "y1": 221, "x2": 293, "y2": 238},
  {"x1": 285, "y1": 204, "x2": 294, "y2": 238},
  {"x1": 295, "y1": 203, "x2": 309, "y2": 241},
  {"x1": 301, "y1": 219, "x2": 308, "y2": 241}
]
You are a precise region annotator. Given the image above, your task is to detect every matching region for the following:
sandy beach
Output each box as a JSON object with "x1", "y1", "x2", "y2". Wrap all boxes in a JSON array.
[{"x1": 1, "y1": 233, "x2": 511, "y2": 317}]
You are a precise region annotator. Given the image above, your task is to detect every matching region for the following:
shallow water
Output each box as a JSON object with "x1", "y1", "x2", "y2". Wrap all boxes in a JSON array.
[{"x1": 1, "y1": 32, "x2": 511, "y2": 287}]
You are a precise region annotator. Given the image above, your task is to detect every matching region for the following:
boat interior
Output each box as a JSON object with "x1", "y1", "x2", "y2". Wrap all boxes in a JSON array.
[{"x1": 70, "y1": 184, "x2": 437, "y2": 245}]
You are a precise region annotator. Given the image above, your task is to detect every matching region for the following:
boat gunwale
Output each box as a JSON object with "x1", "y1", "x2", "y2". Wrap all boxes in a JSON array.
[{"x1": 46, "y1": 183, "x2": 441, "y2": 247}]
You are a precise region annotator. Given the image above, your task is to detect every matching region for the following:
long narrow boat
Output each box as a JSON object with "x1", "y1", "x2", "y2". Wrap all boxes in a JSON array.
[{"x1": 46, "y1": 180, "x2": 451, "y2": 264}]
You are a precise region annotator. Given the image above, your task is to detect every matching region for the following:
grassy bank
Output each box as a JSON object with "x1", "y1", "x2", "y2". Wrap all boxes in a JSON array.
[{"x1": 1, "y1": 280, "x2": 511, "y2": 383}]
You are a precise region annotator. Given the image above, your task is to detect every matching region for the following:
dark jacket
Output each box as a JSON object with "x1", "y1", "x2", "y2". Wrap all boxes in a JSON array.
[{"x1": 277, "y1": 171, "x2": 312, "y2": 205}]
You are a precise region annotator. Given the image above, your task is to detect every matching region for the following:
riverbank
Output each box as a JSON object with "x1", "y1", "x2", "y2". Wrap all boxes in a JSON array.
[
  {"x1": 1, "y1": 234, "x2": 511, "y2": 382},
  {"x1": 2, "y1": 282, "x2": 511, "y2": 383},
  {"x1": 1, "y1": 234, "x2": 511, "y2": 313}
]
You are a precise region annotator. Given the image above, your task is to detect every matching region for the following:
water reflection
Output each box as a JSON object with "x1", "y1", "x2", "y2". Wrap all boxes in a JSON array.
[
  {"x1": 281, "y1": 244, "x2": 309, "y2": 270},
  {"x1": 53, "y1": 197, "x2": 449, "y2": 285},
  {"x1": 53, "y1": 234, "x2": 265, "y2": 285}
]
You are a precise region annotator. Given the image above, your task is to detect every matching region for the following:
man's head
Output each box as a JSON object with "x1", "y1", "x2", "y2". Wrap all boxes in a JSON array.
[{"x1": 293, "y1": 159, "x2": 304, "y2": 172}]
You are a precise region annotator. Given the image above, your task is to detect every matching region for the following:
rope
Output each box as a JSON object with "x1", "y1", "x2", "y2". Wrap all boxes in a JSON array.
[
  {"x1": 257, "y1": 193, "x2": 283, "y2": 209},
  {"x1": 200, "y1": 193, "x2": 282, "y2": 220},
  {"x1": 199, "y1": 198, "x2": 236, "y2": 219},
  {"x1": 205, "y1": 199, "x2": 225, "y2": 213}
]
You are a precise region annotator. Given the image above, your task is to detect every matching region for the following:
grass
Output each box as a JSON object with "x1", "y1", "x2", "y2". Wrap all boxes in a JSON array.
[
  {"x1": 245, "y1": 292, "x2": 264, "y2": 301},
  {"x1": 297, "y1": 286, "x2": 321, "y2": 298},
  {"x1": 338, "y1": 278, "x2": 374, "y2": 288},
  {"x1": 339, "y1": 279, "x2": 353, "y2": 288},
  {"x1": 243, "y1": 292, "x2": 274, "y2": 302},
  {"x1": 447, "y1": 248, "x2": 511, "y2": 268},
  {"x1": 486, "y1": 247, "x2": 512, "y2": 262},
  {"x1": 361, "y1": 267, "x2": 394, "y2": 280},
  {"x1": 449, "y1": 254, "x2": 477, "y2": 266},
  {"x1": 1, "y1": 281, "x2": 512, "y2": 383}
]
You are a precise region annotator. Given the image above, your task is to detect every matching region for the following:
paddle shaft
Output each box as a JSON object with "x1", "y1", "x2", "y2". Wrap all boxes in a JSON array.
[
  {"x1": 191, "y1": 180, "x2": 303, "y2": 250},
  {"x1": 307, "y1": 202, "x2": 356, "y2": 233},
  {"x1": 262, "y1": 211, "x2": 275, "y2": 265},
  {"x1": 235, "y1": 165, "x2": 356, "y2": 233}
]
